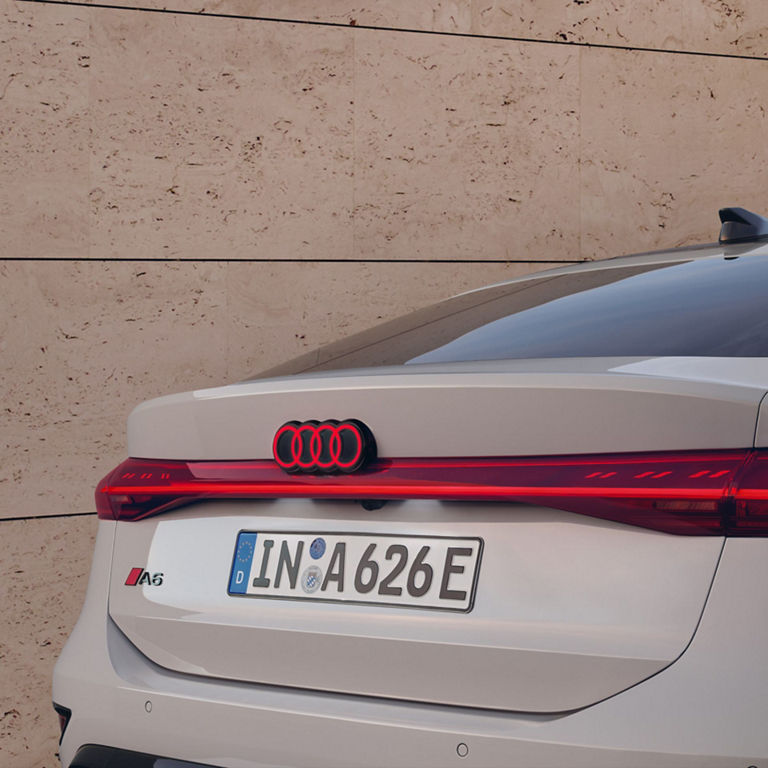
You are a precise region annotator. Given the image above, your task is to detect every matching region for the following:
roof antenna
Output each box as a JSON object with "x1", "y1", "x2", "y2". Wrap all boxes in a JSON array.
[{"x1": 718, "y1": 207, "x2": 768, "y2": 244}]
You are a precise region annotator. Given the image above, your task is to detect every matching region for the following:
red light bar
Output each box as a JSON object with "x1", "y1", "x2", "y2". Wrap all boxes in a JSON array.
[{"x1": 94, "y1": 450, "x2": 768, "y2": 535}]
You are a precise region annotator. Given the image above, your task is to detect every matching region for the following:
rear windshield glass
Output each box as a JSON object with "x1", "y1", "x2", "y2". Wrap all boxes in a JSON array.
[{"x1": 256, "y1": 253, "x2": 768, "y2": 377}]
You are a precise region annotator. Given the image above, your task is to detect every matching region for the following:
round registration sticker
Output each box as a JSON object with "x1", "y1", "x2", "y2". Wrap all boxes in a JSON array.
[
  {"x1": 301, "y1": 565, "x2": 323, "y2": 594},
  {"x1": 309, "y1": 537, "x2": 326, "y2": 560}
]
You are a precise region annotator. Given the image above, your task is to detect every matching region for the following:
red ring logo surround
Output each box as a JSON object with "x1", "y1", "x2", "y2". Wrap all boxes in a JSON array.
[{"x1": 273, "y1": 419, "x2": 377, "y2": 474}]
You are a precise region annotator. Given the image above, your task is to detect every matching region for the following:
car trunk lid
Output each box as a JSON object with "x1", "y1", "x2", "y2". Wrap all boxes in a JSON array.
[{"x1": 107, "y1": 360, "x2": 766, "y2": 712}]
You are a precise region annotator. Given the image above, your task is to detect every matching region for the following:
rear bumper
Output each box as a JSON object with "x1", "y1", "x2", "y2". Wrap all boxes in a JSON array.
[{"x1": 54, "y1": 522, "x2": 768, "y2": 768}]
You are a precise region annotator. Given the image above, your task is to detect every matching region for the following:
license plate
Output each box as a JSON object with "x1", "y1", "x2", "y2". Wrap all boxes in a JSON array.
[{"x1": 228, "y1": 531, "x2": 483, "y2": 612}]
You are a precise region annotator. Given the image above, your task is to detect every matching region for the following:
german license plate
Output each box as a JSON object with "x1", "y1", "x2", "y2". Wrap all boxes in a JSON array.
[{"x1": 228, "y1": 531, "x2": 483, "y2": 612}]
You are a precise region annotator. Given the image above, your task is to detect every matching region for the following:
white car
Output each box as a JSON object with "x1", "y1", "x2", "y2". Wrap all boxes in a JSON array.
[{"x1": 54, "y1": 207, "x2": 768, "y2": 767}]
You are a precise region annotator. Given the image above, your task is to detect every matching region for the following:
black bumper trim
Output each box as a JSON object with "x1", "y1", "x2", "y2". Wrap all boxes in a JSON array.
[{"x1": 69, "y1": 745, "x2": 218, "y2": 768}]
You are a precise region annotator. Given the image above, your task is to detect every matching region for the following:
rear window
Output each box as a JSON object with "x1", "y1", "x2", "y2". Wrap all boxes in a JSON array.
[{"x1": 257, "y1": 253, "x2": 768, "y2": 377}]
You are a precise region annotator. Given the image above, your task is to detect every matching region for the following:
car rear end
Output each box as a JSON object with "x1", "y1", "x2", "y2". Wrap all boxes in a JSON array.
[{"x1": 54, "y1": 240, "x2": 768, "y2": 767}]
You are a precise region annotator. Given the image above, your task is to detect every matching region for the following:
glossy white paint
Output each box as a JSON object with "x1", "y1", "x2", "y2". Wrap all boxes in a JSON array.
[
  {"x1": 107, "y1": 502, "x2": 722, "y2": 712},
  {"x1": 54, "y1": 523, "x2": 768, "y2": 766},
  {"x1": 54, "y1": 243, "x2": 768, "y2": 765},
  {"x1": 611, "y1": 356, "x2": 768, "y2": 389},
  {"x1": 752, "y1": 389, "x2": 768, "y2": 446},
  {"x1": 127, "y1": 361, "x2": 764, "y2": 460}
]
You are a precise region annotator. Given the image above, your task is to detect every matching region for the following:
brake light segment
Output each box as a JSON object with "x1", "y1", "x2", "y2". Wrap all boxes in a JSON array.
[
  {"x1": 732, "y1": 452, "x2": 768, "y2": 534},
  {"x1": 93, "y1": 450, "x2": 768, "y2": 535}
]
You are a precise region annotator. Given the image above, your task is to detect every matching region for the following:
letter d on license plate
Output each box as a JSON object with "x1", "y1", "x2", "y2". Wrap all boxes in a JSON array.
[{"x1": 228, "y1": 531, "x2": 483, "y2": 612}]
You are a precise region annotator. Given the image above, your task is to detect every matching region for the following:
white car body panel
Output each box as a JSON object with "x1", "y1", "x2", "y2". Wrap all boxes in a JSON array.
[
  {"x1": 54, "y1": 238, "x2": 768, "y2": 766},
  {"x1": 127, "y1": 361, "x2": 765, "y2": 460},
  {"x1": 54, "y1": 522, "x2": 768, "y2": 767},
  {"x1": 107, "y1": 503, "x2": 722, "y2": 712},
  {"x1": 753, "y1": 388, "x2": 768, "y2": 446}
]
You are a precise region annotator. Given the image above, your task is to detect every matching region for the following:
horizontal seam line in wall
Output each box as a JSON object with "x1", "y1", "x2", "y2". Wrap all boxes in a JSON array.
[
  {"x1": 0, "y1": 511, "x2": 97, "y2": 523},
  {"x1": 0, "y1": 257, "x2": 589, "y2": 264},
  {"x1": 16, "y1": 0, "x2": 768, "y2": 63}
]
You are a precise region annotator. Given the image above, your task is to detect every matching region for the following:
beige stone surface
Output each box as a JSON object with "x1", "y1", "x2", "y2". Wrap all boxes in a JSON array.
[
  {"x1": 0, "y1": 260, "x2": 229, "y2": 519},
  {"x1": 88, "y1": 8, "x2": 356, "y2": 261},
  {"x1": 0, "y1": 515, "x2": 97, "y2": 768},
  {"x1": 44, "y1": 0, "x2": 768, "y2": 57},
  {"x1": 351, "y1": 28, "x2": 580, "y2": 261},
  {"x1": 474, "y1": 0, "x2": 768, "y2": 57},
  {"x1": 6, "y1": 1, "x2": 768, "y2": 265},
  {"x1": 580, "y1": 48, "x2": 768, "y2": 260},
  {"x1": 4, "y1": 0, "x2": 766, "y2": 268},
  {"x1": 85, "y1": 7, "x2": 584, "y2": 262},
  {"x1": 0, "y1": 0, "x2": 90, "y2": 259},
  {"x1": 4, "y1": 2, "x2": 768, "y2": 766},
  {"x1": 0, "y1": 258, "x2": 529, "y2": 519}
]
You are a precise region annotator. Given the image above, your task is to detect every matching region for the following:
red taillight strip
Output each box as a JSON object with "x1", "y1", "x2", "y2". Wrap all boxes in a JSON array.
[
  {"x1": 93, "y1": 450, "x2": 768, "y2": 535},
  {"x1": 101, "y1": 483, "x2": 723, "y2": 499}
]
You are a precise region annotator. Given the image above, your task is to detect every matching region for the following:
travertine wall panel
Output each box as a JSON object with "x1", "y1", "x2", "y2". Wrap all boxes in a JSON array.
[
  {"x1": 0, "y1": 0, "x2": 90, "y2": 258},
  {"x1": 89, "y1": 9, "x2": 355, "y2": 260},
  {"x1": 474, "y1": 0, "x2": 768, "y2": 56},
  {"x1": 46, "y1": 0, "x2": 768, "y2": 56},
  {"x1": 0, "y1": 260, "x2": 229, "y2": 519},
  {"x1": 86, "y1": 7, "x2": 584, "y2": 263},
  {"x1": 3, "y1": 2, "x2": 768, "y2": 763},
  {"x1": 7, "y1": 3, "x2": 766, "y2": 264},
  {"x1": 0, "y1": 259, "x2": 526, "y2": 518},
  {"x1": 0, "y1": 516, "x2": 97, "y2": 768},
  {"x1": 580, "y1": 48, "x2": 768, "y2": 259},
  {"x1": 352, "y1": 29, "x2": 579, "y2": 261}
]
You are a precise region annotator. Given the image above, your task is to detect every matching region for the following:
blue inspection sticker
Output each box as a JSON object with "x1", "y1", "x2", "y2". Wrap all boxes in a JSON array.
[
  {"x1": 229, "y1": 532, "x2": 257, "y2": 594},
  {"x1": 309, "y1": 537, "x2": 326, "y2": 560}
]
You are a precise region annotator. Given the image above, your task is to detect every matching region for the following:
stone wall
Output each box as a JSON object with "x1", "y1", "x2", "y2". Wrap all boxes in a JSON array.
[{"x1": 1, "y1": 1, "x2": 767, "y2": 765}]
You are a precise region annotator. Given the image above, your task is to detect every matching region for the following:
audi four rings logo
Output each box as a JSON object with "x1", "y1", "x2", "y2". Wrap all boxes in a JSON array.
[{"x1": 273, "y1": 419, "x2": 377, "y2": 474}]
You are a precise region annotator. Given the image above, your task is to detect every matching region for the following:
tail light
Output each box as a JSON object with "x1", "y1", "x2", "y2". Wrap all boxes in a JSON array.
[{"x1": 96, "y1": 449, "x2": 768, "y2": 535}]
